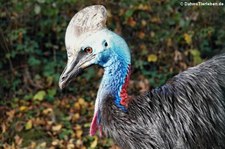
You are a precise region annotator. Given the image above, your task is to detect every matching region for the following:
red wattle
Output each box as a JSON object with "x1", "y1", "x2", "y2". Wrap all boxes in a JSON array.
[
  {"x1": 120, "y1": 65, "x2": 131, "y2": 107},
  {"x1": 90, "y1": 112, "x2": 102, "y2": 137},
  {"x1": 90, "y1": 113, "x2": 98, "y2": 136}
]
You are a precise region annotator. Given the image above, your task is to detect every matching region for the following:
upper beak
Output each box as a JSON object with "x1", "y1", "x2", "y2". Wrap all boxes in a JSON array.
[
  {"x1": 59, "y1": 53, "x2": 96, "y2": 89},
  {"x1": 59, "y1": 57, "x2": 82, "y2": 89}
]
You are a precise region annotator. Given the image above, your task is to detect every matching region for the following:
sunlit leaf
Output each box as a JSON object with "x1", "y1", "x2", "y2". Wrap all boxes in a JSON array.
[
  {"x1": 42, "y1": 108, "x2": 53, "y2": 115},
  {"x1": 91, "y1": 136, "x2": 98, "y2": 148},
  {"x1": 52, "y1": 139, "x2": 60, "y2": 146},
  {"x1": 147, "y1": 54, "x2": 158, "y2": 62},
  {"x1": 72, "y1": 113, "x2": 80, "y2": 122},
  {"x1": 184, "y1": 33, "x2": 192, "y2": 45},
  {"x1": 25, "y1": 120, "x2": 33, "y2": 130},
  {"x1": 190, "y1": 49, "x2": 202, "y2": 64},
  {"x1": 19, "y1": 106, "x2": 28, "y2": 112},
  {"x1": 33, "y1": 90, "x2": 46, "y2": 101},
  {"x1": 52, "y1": 124, "x2": 62, "y2": 132}
]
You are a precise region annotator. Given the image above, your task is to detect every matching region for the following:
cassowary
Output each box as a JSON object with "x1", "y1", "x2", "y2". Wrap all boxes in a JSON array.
[{"x1": 59, "y1": 5, "x2": 225, "y2": 149}]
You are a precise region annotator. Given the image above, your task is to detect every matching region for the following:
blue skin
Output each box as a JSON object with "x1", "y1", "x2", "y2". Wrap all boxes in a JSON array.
[{"x1": 94, "y1": 30, "x2": 131, "y2": 112}]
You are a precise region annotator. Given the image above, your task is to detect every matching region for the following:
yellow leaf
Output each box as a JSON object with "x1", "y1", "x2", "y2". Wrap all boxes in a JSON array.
[
  {"x1": 19, "y1": 106, "x2": 28, "y2": 112},
  {"x1": 76, "y1": 129, "x2": 83, "y2": 138},
  {"x1": 78, "y1": 98, "x2": 87, "y2": 107},
  {"x1": 25, "y1": 120, "x2": 32, "y2": 130},
  {"x1": 78, "y1": 98, "x2": 85, "y2": 105},
  {"x1": 184, "y1": 33, "x2": 192, "y2": 45},
  {"x1": 90, "y1": 136, "x2": 98, "y2": 148},
  {"x1": 76, "y1": 139, "x2": 83, "y2": 147},
  {"x1": 147, "y1": 54, "x2": 157, "y2": 62},
  {"x1": 52, "y1": 139, "x2": 59, "y2": 146},
  {"x1": 42, "y1": 108, "x2": 53, "y2": 115},
  {"x1": 52, "y1": 124, "x2": 62, "y2": 132},
  {"x1": 67, "y1": 143, "x2": 75, "y2": 149},
  {"x1": 39, "y1": 142, "x2": 47, "y2": 148},
  {"x1": 33, "y1": 90, "x2": 46, "y2": 101},
  {"x1": 72, "y1": 113, "x2": 80, "y2": 122},
  {"x1": 74, "y1": 102, "x2": 81, "y2": 111}
]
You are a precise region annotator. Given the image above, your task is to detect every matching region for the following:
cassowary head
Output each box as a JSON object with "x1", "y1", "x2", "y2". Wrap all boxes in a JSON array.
[
  {"x1": 59, "y1": 5, "x2": 130, "y2": 89},
  {"x1": 59, "y1": 5, "x2": 131, "y2": 136}
]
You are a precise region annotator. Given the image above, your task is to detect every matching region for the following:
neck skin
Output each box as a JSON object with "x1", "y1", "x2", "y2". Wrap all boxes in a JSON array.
[
  {"x1": 97, "y1": 55, "x2": 130, "y2": 112},
  {"x1": 90, "y1": 49, "x2": 131, "y2": 136}
]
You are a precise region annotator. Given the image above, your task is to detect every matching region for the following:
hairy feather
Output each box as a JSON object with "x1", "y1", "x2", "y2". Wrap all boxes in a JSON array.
[{"x1": 102, "y1": 54, "x2": 225, "y2": 149}]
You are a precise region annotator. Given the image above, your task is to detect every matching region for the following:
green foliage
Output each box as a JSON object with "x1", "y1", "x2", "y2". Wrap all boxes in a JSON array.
[{"x1": 0, "y1": 0, "x2": 225, "y2": 148}]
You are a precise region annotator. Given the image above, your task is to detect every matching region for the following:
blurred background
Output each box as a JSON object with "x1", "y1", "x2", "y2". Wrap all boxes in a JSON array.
[{"x1": 0, "y1": 0, "x2": 225, "y2": 148}]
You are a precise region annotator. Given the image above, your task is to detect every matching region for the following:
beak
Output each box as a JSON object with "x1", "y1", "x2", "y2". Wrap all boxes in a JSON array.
[
  {"x1": 59, "y1": 57, "x2": 81, "y2": 89},
  {"x1": 59, "y1": 53, "x2": 96, "y2": 89}
]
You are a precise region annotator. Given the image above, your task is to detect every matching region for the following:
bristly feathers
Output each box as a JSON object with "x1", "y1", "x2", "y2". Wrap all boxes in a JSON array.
[{"x1": 102, "y1": 54, "x2": 225, "y2": 149}]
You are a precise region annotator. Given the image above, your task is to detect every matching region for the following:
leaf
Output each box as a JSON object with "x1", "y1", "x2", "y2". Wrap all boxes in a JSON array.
[
  {"x1": 15, "y1": 135, "x2": 23, "y2": 146},
  {"x1": 19, "y1": 106, "x2": 28, "y2": 112},
  {"x1": 52, "y1": 139, "x2": 60, "y2": 146},
  {"x1": 72, "y1": 113, "x2": 80, "y2": 122},
  {"x1": 78, "y1": 98, "x2": 86, "y2": 106},
  {"x1": 52, "y1": 124, "x2": 62, "y2": 132},
  {"x1": 184, "y1": 33, "x2": 192, "y2": 45},
  {"x1": 190, "y1": 49, "x2": 202, "y2": 64},
  {"x1": 76, "y1": 129, "x2": 83, "y2": 138},
  {"x1": 1, "y1": 123, "x2": 7, "y2": 133},
  {"x1": 127, "y1": 17, "x2": 136, "y2": 27},
  {"x1": 147, "y1": 54, "x2": 158, "y2": 62},
  {"x1": 34, "y1": 4, "x2": 41, "y2": 14},
  {"x1": 125, "y1": 9, "x2": 134, "y2": 18},
  {"x1": 33, "y1": 90, "x2": 46, "y2": 101},
  {"x1": 42, "y1": 108, "x2": 53, "y2": 115},
  {"x1": 90, "y1": 136, "x2": 98, "y2": 148},
  {"x1": 25, "y1": 120, "x2": 33, "y2": 130}
]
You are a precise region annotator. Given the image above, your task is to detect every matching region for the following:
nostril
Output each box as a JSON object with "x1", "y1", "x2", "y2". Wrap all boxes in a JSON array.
[{"x1": 61, "y1": 75, "x2": 67, "y2": 81}]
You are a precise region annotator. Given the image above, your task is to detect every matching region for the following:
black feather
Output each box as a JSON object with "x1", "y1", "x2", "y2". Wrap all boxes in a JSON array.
[{"x1": 101, "y1": 54, "x2": 225, "y2": 149}]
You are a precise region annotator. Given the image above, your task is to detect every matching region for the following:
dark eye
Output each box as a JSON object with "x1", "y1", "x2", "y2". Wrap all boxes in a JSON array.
[
  {"x1": 104, "y1": 41, "x2": 108, "y2": 47},
  {"x1": 84, "y1": 47, "x2": 93, "y2": 53}
]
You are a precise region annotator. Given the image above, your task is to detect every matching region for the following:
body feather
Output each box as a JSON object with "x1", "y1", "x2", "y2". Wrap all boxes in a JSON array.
[{"x1": 102, "y1": 54, "x2": 225, "y2": 149}]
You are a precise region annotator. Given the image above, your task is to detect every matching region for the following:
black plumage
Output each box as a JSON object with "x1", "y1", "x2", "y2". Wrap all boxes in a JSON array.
[{"x1": 101, "y1": 55, "x2": 225, "y2": 149}]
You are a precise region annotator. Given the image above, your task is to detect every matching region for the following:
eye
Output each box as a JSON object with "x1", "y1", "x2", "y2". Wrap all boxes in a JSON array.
[
  {"x1": 84, "y1": 47, "x2": 93, "y2": 53},
  {"x1": 104, "y1": 41, "x2": 108, "y2": 47},
  {"x1": 103, "y1": 40, "x2": 108, "y2": 48}
]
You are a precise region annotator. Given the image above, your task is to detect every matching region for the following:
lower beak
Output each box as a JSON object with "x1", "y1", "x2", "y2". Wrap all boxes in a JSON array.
[{"x1": 59, "y1": 58, "x2": 81, "y2": 89}]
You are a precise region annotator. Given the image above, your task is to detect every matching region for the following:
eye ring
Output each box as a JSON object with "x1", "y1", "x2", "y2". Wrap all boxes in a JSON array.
[{"x1": 84, "y1": 47, "x2": 93, "y2": 53}]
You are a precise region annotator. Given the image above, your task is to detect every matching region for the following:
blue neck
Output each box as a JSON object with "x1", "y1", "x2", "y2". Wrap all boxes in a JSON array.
[
  {"x1": 97, "y1": 53, "x2": 130, "y2": 111},
  {"x1": 90, "y1": 30, "x2": 131, "y2": 135}
]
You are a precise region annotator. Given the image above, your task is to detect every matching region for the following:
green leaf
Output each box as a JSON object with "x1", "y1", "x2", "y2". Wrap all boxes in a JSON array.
[
  {"x1": 190, "y1": 49, "x2": 202, "y2": 65},
  {"x1": 125, "y1": 9, "x2": 134, "y2": 19},
  {"x1": 28, "y1": 56, "x2": 41, "y2": 66},
  {"x1": 33, "y1": 90, "x2": 46, "y2": 101}
]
